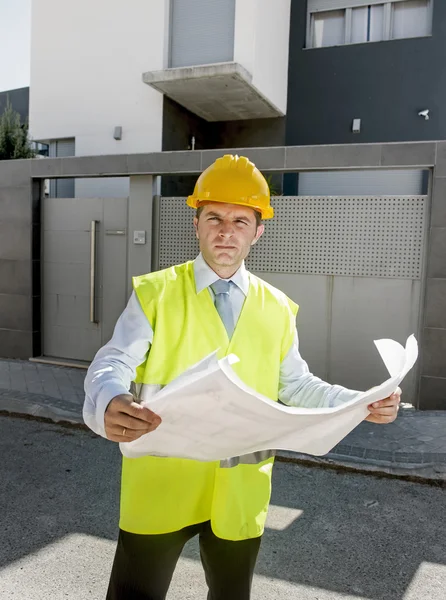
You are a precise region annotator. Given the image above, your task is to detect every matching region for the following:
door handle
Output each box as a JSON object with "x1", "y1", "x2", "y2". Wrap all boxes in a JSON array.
[{"x1": 90, "y1": 220, "x2": 99, "y2": 323}]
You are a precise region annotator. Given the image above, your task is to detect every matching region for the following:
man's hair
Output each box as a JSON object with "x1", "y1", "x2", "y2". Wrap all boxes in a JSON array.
[{"x1": 196, "y1": 205, "x2": 262, "y2": 227}]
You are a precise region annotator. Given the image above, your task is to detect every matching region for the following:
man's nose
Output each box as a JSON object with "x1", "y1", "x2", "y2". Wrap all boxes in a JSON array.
[{"x1": 219, "y1": 222, "x2": 234, "y2": 236}]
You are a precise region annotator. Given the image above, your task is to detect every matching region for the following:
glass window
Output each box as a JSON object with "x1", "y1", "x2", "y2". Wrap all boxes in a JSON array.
[
  {"x1": 351, "y1": 5, "x2": 385, "y2": 43},
  {"x1": 351, "y1": 7, "x2": 368, "y2": 43},
  {"x1": 313, "y1": 10, "x2": 345, "y2": 48},
  {"x1": 369, "y1": 4, "x2": 385, "y2": 41},
  {"x1": 392, "y1": 0, "x2": 431, "y2": 39}
]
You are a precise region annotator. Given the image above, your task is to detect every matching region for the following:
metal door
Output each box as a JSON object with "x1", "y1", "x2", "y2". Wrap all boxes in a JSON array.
[{"x1": 42, "y1": 197, "x2": 128, "y2": 362}]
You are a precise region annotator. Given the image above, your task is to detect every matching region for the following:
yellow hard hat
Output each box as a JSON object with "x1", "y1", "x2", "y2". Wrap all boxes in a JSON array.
[{"x1": 187, "y1": 154, "x2": 274, "y2": 219}]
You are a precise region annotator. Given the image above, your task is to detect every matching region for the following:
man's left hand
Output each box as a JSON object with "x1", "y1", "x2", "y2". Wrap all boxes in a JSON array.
[{"x1": 366, "y1": 388, "x2": 401, "y2": 424}]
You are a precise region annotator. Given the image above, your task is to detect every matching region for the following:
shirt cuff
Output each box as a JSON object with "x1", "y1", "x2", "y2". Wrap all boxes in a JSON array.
[{"x1": 95, "y1": 381, "x2": 131, "y2": 437}]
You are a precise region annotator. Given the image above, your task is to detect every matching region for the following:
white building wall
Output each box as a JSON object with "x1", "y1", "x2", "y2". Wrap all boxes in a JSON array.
[
  {"x1": 233, "y1": 0, "x2": 256, "y2": 74},
  {"x1": 29, "y1": 0, "x2": 168, "y2": 197},
  {"x1": 252, "y1": 0, "x2": 291, "y2": 115},
  {"x1": 233, "y1": 0, "x2": 290, "y2": 115}
]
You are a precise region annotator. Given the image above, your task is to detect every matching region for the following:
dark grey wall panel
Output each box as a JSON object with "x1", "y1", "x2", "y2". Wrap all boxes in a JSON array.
[
  {"x1": 287, "y1": 1, "x2": 446, "y2": 145},
  {"x1": 0, "y1": 87, "x2": 29, "y2": 123},
  {"x1": 161, "y1": 97, "x2": 285, "y2": 196}
]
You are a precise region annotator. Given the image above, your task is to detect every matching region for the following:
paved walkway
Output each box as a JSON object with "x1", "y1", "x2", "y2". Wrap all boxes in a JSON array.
[{"x1": 1, "y1": 358, "x2": 445, "y2": 482}]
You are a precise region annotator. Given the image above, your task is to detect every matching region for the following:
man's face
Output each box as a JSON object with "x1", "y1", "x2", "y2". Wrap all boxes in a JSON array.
[{"x1": 194, "y1": 202, "x2": 264, "y2": 272}]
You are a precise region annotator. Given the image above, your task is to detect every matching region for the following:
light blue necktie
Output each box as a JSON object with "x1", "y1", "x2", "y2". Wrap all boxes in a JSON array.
[{"x1": 211, "y1": 279, "x2": 235, "y2": 338}]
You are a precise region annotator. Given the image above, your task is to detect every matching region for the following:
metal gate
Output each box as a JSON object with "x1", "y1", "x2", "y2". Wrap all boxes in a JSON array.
[
  {"x1": 42, "y1": 197, "x2": 129, "y2": 362},
  {"x1": 156, "y1": 195, "x2": 428, "y2": 404}
]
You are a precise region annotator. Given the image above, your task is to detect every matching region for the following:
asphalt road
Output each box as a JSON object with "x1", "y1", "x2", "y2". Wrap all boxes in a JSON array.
[{"x1": 0, "y1": 416, "x2": 445, "y2": 600}]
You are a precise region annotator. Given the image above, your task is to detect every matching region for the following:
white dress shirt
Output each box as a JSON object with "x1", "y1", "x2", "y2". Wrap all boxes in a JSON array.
[{"x1": 83, "y1": 254, "x2": 359, "y2": 438}]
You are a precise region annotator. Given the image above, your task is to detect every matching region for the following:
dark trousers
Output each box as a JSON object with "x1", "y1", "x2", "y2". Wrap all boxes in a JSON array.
[{"x1": 106, "y1": 521, "x2": 261, "y2": 600}]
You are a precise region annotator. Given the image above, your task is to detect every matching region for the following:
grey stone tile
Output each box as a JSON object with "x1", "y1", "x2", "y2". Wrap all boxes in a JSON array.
[
  {"x1": 30, "y1": 157, "x2": 63, "y2": 178},
  {"x1": 394, "y1": 452, "x2": 421, "y2": 464},
  {"x1": 431, "y1": 177, "x2": 446, "y2": 227},
  {"x1": 381, "y1": 142, "x2": 436, "y2": 167},
  {"x1": 26, "y1": 381, "x2": 44, "y2": 395},
  {"x1": 425, "y1": 439, "x2": 446, "y2": 452},
  {"x1": 425, "y1": 278, "x2": 446, "y2": 328},
  {"x1": 419, "y1": 376, "x2": 446, "y2": 410},
  {"x1": 0, "y1": 294, "x2": 32, "y2": 330},
  {"x1": 0, "y1": 186, "x2": 32, "y2": 223},
  {"x1": 0, "y1": 330, "x2": 32, "y2": 359},
  {"x1": 422, "y1": 328, "x2": 446, "y2": 378},
  {"x1": 427, "y1": 228, "x2": 446, "y2": 278},
  {"x1": 365, "y1": 449, "x2": 390, "y2": 461},
  {"x1": 41, "y1": 384, "x2": 61, "y2": 398},
  {"x1": 433, "y1": 452, "x2": 446, "y2": 463},
  {"x1": 128, "y1": 151, "x2": 201, "y2": 175},
  {"x1": 0, "y1": 159, "x2": 31, "y2": 187},
  {"x1": 285, "y1": 144, "x2": 381, "y2": 170},
  {"x1": 8, "y1": 362, "x2": 24, "y2": 371},
  {"x1": 349, "y1": 447, "x2": 366, "y2": 459},
  {"x1": 201, "y1": 147, "x2": 286, "y2": 171},
  {"x1": 0, "y1": 222, "x2": 32, "y2": 261},
  {"x1": 61, "y1": 154, "x2": 128, "y2": 177},
  {"x1": 435, "y1": 141, "x2": 446, "y2": 177}
]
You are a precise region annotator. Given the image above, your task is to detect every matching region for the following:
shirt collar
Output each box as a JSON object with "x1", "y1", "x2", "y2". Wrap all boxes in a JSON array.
[{"x1": 193, "y1": 253, "x2": 250, "y2": 296}]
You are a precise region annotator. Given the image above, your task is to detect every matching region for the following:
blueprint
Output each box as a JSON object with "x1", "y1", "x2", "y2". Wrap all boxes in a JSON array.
[{"x1": 120, "y1": 335, "x2": 418, "y2": 461}]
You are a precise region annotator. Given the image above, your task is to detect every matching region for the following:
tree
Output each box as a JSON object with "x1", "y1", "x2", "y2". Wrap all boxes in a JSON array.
[{"x1": 0, "y1": 99, "x2": 35, "y2": 160}]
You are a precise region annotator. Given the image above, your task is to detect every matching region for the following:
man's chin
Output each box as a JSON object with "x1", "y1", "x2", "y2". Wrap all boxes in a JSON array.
[{"x1": 212, "y1": 252, "x2": 238, "y2": 267}]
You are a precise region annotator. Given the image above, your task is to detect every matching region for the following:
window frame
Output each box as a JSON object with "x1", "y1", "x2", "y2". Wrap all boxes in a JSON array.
[{"x1": 306, "y1": 0, "x2": 434, "y2": 49}]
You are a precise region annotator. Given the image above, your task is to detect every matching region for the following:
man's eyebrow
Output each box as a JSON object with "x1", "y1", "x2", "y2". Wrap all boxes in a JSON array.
[{"x1": 206, "y1": 211, "x2": 251, "y2": 221}]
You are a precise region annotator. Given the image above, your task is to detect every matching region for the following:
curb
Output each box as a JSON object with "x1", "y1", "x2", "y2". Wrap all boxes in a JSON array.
[{"x1": 276, "y1": 451, "x2": 446, "y2": 486}]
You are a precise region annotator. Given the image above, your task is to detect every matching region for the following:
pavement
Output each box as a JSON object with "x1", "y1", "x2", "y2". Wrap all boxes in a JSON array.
[
  {"x1": 1, "y1": 417, "x2": 445, "y2": 600},
  {"x1": 0, "y1": 358, "x2": 445, "y2": 483}
]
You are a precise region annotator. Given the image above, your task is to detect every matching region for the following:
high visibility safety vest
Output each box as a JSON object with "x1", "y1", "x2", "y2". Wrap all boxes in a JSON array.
[{"x1": 120, "y1": 261, "x2": 298, "y2": 541}]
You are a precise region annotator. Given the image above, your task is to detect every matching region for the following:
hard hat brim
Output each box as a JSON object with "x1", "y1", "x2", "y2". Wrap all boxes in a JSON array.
[{"x1": 187, "y1": 196, "x2": 274, "y2": 220}]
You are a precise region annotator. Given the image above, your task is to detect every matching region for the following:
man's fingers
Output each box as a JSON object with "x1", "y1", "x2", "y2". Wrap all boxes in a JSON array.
[
  {"x1": 105, "y1": 394, "x2": 162, "y2": 442},
  {"x1": 366, "y1": 414, "x2": 394, "y2": 424},
  {"x1": 369, "y1": 395, "x2": 401, "y2": 410},
  {"x1": 110, "y1": 412, "x2": 158, "y2": 431},
  {"x1": 126, "y1": 402, "x2": 161, "y2": 425},
  {"x1": 106, "y1": 423, "x2": 155, "y2": 442},
  {"x1": 369, "y1": 406, "x2": 398, "y2": 417}
]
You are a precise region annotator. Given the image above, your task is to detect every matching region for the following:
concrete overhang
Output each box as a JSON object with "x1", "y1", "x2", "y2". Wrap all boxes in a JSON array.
[{"x1": 142, "y1": 62, "x2": 284, "y2": 122}]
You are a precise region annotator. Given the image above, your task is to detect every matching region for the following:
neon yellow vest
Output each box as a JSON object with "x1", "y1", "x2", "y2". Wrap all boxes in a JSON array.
[{"x1": 120, "y1": 261, "x2": 298, "y2": 541}]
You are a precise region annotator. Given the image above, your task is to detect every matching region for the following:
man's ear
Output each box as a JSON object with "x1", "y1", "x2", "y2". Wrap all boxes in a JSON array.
[
  {"x1": 251, "y1": 224, "x2": 265, "y2": 246},
  {"x1": 193, "y1": 216, "x2": 199, "y2": 239}
]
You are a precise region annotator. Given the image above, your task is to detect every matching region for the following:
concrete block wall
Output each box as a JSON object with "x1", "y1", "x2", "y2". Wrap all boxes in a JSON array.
[
  {"x1": 421, "y1": 142, "x2": 446, "y2": 408},
  {"x1": 0, "y1": 159, "x2": 38, "y2": 357}
]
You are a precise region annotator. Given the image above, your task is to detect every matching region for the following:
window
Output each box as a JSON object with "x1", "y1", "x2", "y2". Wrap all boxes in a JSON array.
[
  {"x1": 392, "y1": 0, "x2": 431, "y2": 39},
  {"x1": 351, "y1": 5, "x2": 385, "y2": 43},
  {"x1": 313, "y1": 10, "x2": 345, "y2": 48},
  {"x1": 307, "y1": 0, "x2": 432, "y2": 48}
]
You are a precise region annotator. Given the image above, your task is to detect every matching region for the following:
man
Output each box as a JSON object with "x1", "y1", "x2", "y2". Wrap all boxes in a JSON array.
[{"x1": 84, "y1": 154, "x2": 400, "y2": 600}]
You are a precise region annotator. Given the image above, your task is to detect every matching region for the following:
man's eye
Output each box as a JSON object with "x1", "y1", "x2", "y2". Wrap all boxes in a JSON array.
[{"x1": 235, "y1": 219, "x2": 248, "y2": 225}]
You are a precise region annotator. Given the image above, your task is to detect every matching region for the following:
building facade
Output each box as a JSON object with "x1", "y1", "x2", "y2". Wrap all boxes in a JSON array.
[{"x1": 29, "y1": 1, "x2": 443, "y2": 159}]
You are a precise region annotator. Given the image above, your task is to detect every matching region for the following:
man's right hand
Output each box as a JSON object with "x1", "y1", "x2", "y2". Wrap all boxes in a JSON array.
[{"x1": 104, "y1": 394, "x2": 162, "y2": 442}]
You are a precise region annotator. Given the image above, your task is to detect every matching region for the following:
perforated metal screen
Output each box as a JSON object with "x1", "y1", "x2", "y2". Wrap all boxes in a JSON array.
[{"x1": 159, "y1": 196, "x2": 427, "y2": 279}]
